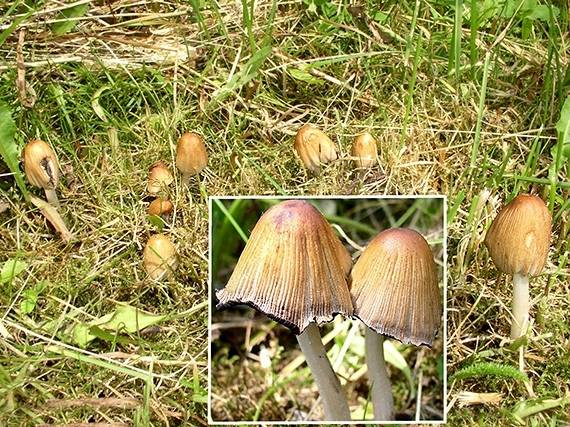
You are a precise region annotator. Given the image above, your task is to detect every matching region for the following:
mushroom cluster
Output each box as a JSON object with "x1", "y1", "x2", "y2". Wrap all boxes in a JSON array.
[
  {"x1": 293, "y1": 125, "x2": 380, "y2": 173},
  {"x1": 143, "y1": 131, "x2": 209, "y2": 280},
  {"x1": 215, "y1": 200, "x2": 442, "y2": 421}
]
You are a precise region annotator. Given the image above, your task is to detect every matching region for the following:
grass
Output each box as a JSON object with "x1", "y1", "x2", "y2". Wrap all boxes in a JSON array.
[
  {"x1": 0, "y1": 0, "x2": 568, "y2": 425},
  {"x1": 210, "y1": 198, "x2": 445, "y2": 422}
]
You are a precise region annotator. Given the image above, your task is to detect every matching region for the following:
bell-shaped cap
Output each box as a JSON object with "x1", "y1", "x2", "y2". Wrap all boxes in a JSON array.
[
  {"x1": 484, "y1": 194, "x2": 551, "y2": 276},
  {"x1": 351, "y1": 228, "x2": 441, "y2": 346},
  {"x1": 176, "y1": 132, "x2": 208, "y2": 177},
  {"x1": 23, "y1": 139, "x2": 59, "y2": 190},
  {"x1": 216, "y1": 200, "x2": 353, "y2": 334},
  {"x1": 351, "y1": 132, "x2": 378, "y2": 168},
  {"x1": 294, "y1": 125, "x2": 337, "y2": 173},
  {"x1": 143, "y1": 234, "x2": 178, "y2": 279},
  {"x1": 147, "y1": 161, "x2": 174, "y2": 194}
]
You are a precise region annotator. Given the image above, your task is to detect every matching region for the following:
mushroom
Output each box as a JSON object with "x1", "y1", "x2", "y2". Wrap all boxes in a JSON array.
[
  {"x1": 484, "y1": 194, "x2": 551, "y2": 339},
  {"x1": 216, "y1": 200, "x2": 352, "y2": 421},
  {"x1": 147, "y1": 161, "x2": 174, "y2": 194},
  {"x1": 294, "y1": 125, "x2": 337, "y2": 173},
  {"x1": 175, "y1": 132, "x2": 208, "y2": 185},
  {"x1": 350, "y1": 228, "x2": 441, "y2": 421},
  {"x1": 23, "y1": 139, "x2": 60, "y2": 207},
  {"x1": 351, "y1": 132, "x2": 378, "y2": 169},
  {"x1": 147, "y1": 197, "x2": 174, "y2": 217},
  {"x1": 143, "y1": 234, "x2": 178, "y2": 280}
]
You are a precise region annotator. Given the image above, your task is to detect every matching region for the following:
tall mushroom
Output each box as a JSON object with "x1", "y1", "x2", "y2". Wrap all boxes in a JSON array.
[
  {"x1": 350, "y1": 228, "x2": 441, "y2": 421},
  {"x1": 294, "y1": 125, "x2": 337, "y2": 173},
  {"x1": 484, "y1": 194, "x2": 551, "y2": 339},
  {"x1": 175, "y1": 132, "x2": 208, "y2": 185},
  {"x1": 216, "y1": 200, "x2": 353, "y2": 421},
  {"x1": 23, "y1": 139, "x2": 60, "y2": 207}
]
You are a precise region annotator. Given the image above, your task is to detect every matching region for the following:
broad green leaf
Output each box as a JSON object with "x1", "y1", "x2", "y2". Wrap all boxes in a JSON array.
[
  {"x1": 71, "y1": 304, "x2": 166, "y2": 347},
  {"x1": 147, "y1": 214, "x2": 165, "y2": 231},
  {"x1": 0, "y1": 103, "x2": 28, "y2": 199},
  {"x1": 51, "y1": 3, "x2": 89, "y2": 35},
  {"x1": 20, "y1": 281, "x2": 47, "y2": 314},
  {"x1": 0, "y1": 259, "x2": 27, "y2": 284},
  {"x1": 289, "y1": 68, "x2": 324, "y2": 85},
  {"x1": 512, "y1": 394, "x2": 570, "y2": 424}
]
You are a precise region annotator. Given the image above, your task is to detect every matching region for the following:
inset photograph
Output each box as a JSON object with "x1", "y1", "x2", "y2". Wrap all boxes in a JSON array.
[{"x1": 208, "y1": 197, "x2": 446, "y2": 423}]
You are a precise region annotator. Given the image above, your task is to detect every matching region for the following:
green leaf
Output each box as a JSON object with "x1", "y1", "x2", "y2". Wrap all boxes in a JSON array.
[
  {"x1": 71, "y1": 304, "x2": 167, "y2": 347},
  {"x1": 0, "y1": 259, "x2": 27, "y2": 284},
  {"x1": 289, "y1": 68, "x2": 324, "y2": 85},
  {"x1": 0, "y1": 103, "x2": 28, "y2": 199},
  {"x1": 20, "y1": 281, "x2": 47, "y2": 314},
  {"x1": 384, "y1": 340, "x2": 414, "y2": 395},
  {"x1": 51, "y1": 3, "x2": 89, "y2": 35},
  {"x1": 512, "y1": 394, "x2": 570, "y2": 424},
  {"x1": 556, "y1": 95, "x2": 570, "y2": 159}
]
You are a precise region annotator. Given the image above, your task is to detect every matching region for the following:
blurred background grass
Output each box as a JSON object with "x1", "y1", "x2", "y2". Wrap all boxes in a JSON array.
[{"x1": 210, "y1": 197, "x2": 445, "y2": 422}]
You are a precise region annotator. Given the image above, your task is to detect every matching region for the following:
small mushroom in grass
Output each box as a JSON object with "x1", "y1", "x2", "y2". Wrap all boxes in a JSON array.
[
  {"x1": 143, "y1": 234, "x2": 178, "y2": 280},
  {"x1": 23, "y1": 139, "x2": 60, "y2": 207},
  {"x1": 350, "y1": 228, "x2": 441, "y2": 421},
  {"x1": 176, "y1": 132, "x2": 208, "y2": 185},
  {"x1": 147, "y1": 197, "x2": 174, "y2": 217},
  {"x1": 484, "y1": 194, "x2": 551, "y2": 340},
  {"x1": 351, "y1": 132, "x2": 378, "y2": 168},
  {"x1": 147, "y1": 161, "x2": 174, "y2": 194},
  {"x1": 294, "y1": 124, "x2": 337, "y2": 173},
  {"x1": 216, "y1": 200, "x2": 352, "y2": 421}
]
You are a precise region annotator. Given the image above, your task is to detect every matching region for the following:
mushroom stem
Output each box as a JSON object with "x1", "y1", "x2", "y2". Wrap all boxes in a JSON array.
[
  {"x1": 181, "y1": 173, "x2": 191, "y2": 186},
  {"x1": 44, "y1": 188, "x2": 60, "y2": 208},
  {"x1": 296, "y1": 322, "x2": 351, "y2": 421},
  {"x1": 365, "y1": 327, "x2": 394, "y2": 420},
  {"x1": 511, "y1": 273, "x2": 529, "y2": 339}
]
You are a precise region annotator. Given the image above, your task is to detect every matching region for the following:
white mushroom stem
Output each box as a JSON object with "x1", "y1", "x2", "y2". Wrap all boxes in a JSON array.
[
  {"x1": 180, "y1": 173, "x2": 191, "y2": 186},
  {"x1": 44, "y1": 188, "x2": 59, "y2": 208},
  {"x1": 365, "y1": 327, "x2": 394, "y2": 420},
  {"x1": 511, "y1": 273, "x2": 529, "y2": 339},
  {"x1": 296, "y1": 322, "x2": 351, "y2": 421}
]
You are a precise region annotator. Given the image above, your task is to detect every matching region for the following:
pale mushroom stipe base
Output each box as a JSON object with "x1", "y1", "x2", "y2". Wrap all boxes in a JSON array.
[{"x1": 216, "y1": 200, "x2": 352, "y2": 421}]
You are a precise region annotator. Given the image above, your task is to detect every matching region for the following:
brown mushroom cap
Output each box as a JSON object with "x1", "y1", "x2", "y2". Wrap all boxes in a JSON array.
[
  {"x1": 148, "y1": 198, "x2": 174, "y2": 216},
  {"x1": 147, "y1": 161, "x2": 174, "y2": 194},
  {"x1": 484, "y1": 194, "x2": 551, "y2": 276},
  {"x1": 23, "y1": 139, "x2": 59, "y2": 190},
  {"x1": 216, "y1": 200, "x2": 353, "y2": 334},
  {"x1": 351, "y1": 132, "x2": 378, "y2": 168},
  {"x1": 294, "y1": 125, "x2": 337, "y2": 173},
  {"x1": 175, "y1": 132, "x2": 208, "y2": 177},
  {"x1": 350, "y1": 228, "x2": 441, "y2": 346},
  {"x1": 143, "y1": 234, "x2": 178, "y2": 279}
]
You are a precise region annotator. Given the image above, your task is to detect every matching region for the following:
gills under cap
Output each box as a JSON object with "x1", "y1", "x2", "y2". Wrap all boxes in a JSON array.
[
  {"x1": 216, "y1": 200, "x2": 353, "y2": 335},
  {"x1": 484, "y1": 194, "x2": 551, "y2": 276},
  {"x1": 350, "y1": 228, "x2": 441, "y2": 347}
]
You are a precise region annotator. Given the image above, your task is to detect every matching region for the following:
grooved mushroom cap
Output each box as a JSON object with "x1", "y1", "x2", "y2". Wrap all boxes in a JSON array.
[
  {"x1": 23, "y1": 139, "x2": 59, "y2": 190},
  {"x1": 484, "y1": 194, "x2": 551, "y2": 276},
  {"x1": 143, "y1": 234, "x2": 178, "y2": 280},
  {"x1": 350, "y1": 228, "x2": 441, "y2": 347},
  {"x1": 147, "y1": 161, "x2": 174, "y2": 194},
  {"x1": 216, "y1": 200, "x2": 353, "y2": 334},
  {"x1": 351, "y1": 133, "x2": 378, "y2": 168},
  {"x1": 176, "y1": 132, "x2": 208, "y2": 176},
  {"x1": 294, "y1": 125, "x2": 337, "y2": 173}
]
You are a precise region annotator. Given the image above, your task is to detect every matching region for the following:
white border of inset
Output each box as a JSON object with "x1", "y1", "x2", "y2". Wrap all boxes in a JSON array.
[{"x1": 207, "y1": 195, "x2": 448, "y2": 425}]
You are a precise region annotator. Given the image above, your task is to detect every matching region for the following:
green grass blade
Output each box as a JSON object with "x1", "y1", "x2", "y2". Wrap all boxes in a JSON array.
[
  {"x1": 0, "y1": 103, "x2": 28, "y2": 200},
  {"x1": 469, "y1": 52, "x2": 491, "y2": 169}
]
